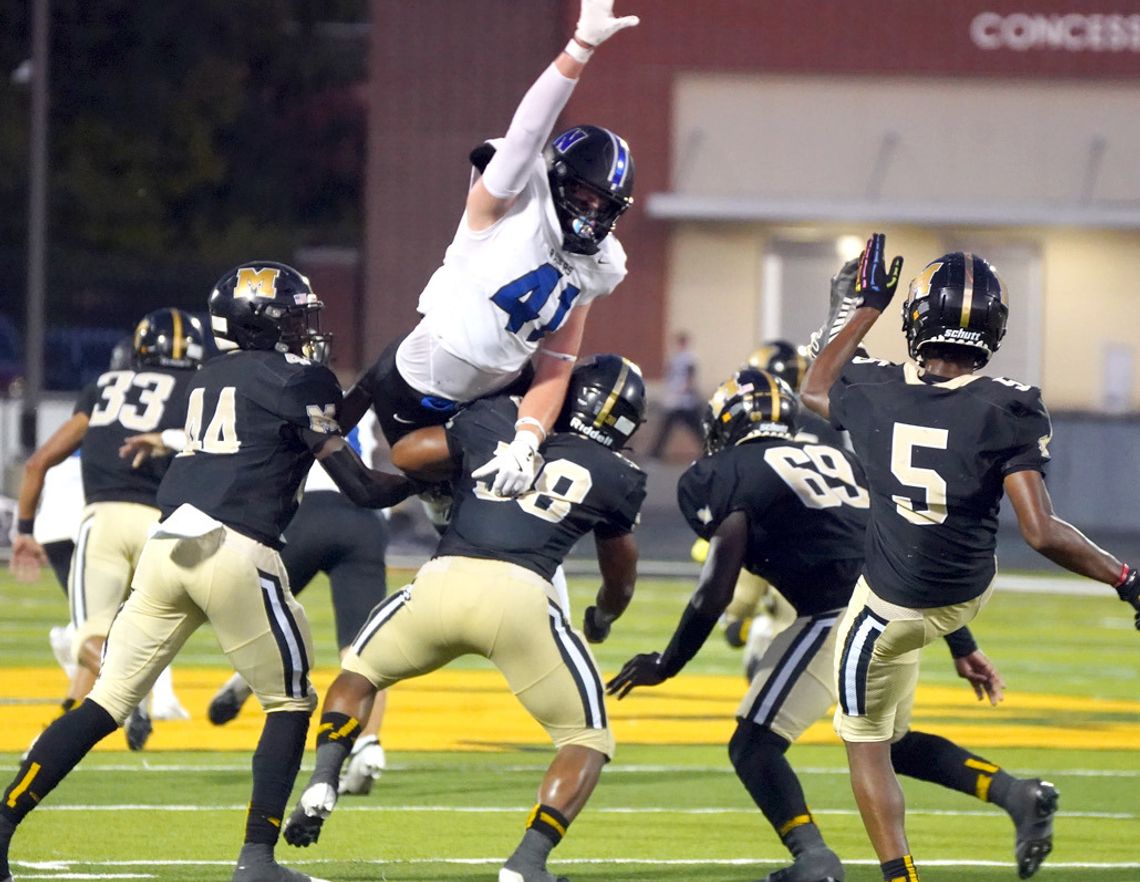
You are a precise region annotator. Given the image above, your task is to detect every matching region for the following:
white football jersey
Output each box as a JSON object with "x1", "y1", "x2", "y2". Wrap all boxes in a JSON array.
[
  {"x1": 413, "y1": 150, "x2": 627, "y2": 377},
  {"x1": 34, "y1": 454, "x2": 85, "y2": 544}
]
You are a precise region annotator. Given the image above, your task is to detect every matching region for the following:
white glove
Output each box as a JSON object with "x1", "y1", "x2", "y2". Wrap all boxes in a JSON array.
[
  {"x1": 472, "y1": 431, "x2": 542, "y2": 498},
  {"x1": 299, "y1": 781, "x2": 338, "y2": 820},
  {"x1": 807, "y1": 257, "x2": 861, "y2": 359},
  {"x1": 575, "y1": 0, "x2": 640, "y2": 48}
]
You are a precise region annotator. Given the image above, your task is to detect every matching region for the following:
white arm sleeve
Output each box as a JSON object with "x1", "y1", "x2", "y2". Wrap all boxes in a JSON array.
[{"x1": 481, "y1": 63, "x2": 577, "y2": 200}]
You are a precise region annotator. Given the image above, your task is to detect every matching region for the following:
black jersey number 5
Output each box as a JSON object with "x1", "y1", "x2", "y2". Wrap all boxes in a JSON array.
[{"x1": 890, "y1": 423, "x2": 948, "y2": 525}]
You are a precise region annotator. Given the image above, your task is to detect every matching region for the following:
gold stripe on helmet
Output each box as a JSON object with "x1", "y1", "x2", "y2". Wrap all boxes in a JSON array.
[
  {"x1": 960, "y1": 253, "x2": 975, "y2": 328},
  {"x1": 764, "y1": 371, "x2": 780, "y2": 422},
  {"x1": 171, "y1": 309, "x2": 184, "y2": 359},
  {"x1": 594, "y1": 358, "x2": 631, "y2": 429}
]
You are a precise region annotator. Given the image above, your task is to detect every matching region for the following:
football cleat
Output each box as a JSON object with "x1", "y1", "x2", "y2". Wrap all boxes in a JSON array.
[
  {"x1": 758, "y1": 846, "x2": 845, "y2": 882},
  {"x1": 338, "y1": 735, "x2": 386, "y2": 795},
  {"x1": 124, "y1": 705, "x2": 153, "y2": 751},
  {"x1": 208, "y1": 673, "x2": 254, "y2": 725},
  {"x1": 283, "y1": 782, "x2": 338, "y2": 848},
  {"x1": 1007, "y1": 778, "x2": 1059, "y2": 879},
  {"x1": 498, "y1": 868, "x2": 570, "y2": 882},
  {"x1": 49, "y1": 624, "x2": 77, "y2": 679},
  {"x1": 743, "y1": 613, "x2": 778, "y2": 682},
  {"x1": 723, "y1": 616, "x2": 751, "y2": 649},
  {"x1": 232, "y1": 842, "x2": 330, "y2": 882},
  {"x1": 149, "y1": 665, "x2": 190, "y2": 721}
]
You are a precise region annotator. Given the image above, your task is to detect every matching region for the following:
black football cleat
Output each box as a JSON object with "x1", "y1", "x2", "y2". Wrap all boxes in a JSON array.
[
  {"x1": 498, "y1": 868, "x2": 570, "y2": 882},
  {"x1": 758, "y1": 845, "x2": 845, "y2": 882},
  {"x1": 283, "y1": 783, "x2": 337, "y2": 848},
  {"x1": 1008, "y1": 778, "x2": 1059, "y2": 879},
  {"x1": 124, "y1": 705, "x2": 153, "y2": 751},
  {"x1": 208, "y1": 673, "x2": 254, "y2": 726},
  {"x1": 232, "y1": 843, "x2": 329, "y2": 882}
]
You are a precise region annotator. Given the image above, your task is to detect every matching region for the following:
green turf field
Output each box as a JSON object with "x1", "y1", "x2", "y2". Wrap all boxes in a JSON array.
[{"x1": 1, "y1": 567, "x2": 1137, "y2": 881}]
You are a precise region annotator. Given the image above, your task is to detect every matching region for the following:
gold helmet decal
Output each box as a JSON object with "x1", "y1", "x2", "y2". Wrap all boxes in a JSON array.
[{"x1": 234, "y1": 267, "x2": 280, "y2": 300}]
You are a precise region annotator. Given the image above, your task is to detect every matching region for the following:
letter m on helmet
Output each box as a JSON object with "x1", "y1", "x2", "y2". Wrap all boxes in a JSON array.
[{"x1": 235, "y1": 267, "x2": 280, "y2": 300}]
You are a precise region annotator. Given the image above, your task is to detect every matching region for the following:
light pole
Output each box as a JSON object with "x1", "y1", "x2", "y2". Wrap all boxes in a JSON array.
[{"x1": 22, "y1": 0, "x2": 50, "y2": 455}]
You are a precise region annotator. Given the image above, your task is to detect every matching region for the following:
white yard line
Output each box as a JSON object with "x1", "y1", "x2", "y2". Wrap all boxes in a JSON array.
[
  {"x1": 4, "y1": 761, "x2": 1136, "y2": 777},
  {"x1": 30, "y1": 803, "x2": 1136, "y2": 820}
]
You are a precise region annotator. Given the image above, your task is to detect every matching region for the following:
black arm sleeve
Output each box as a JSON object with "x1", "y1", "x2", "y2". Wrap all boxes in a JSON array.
[
  {"x1": 301, "y1": 428, "x2": 417, "y2": 509},
  {"x1": 944, "y1": 626, "x2": 979, "y2": 659},
  {"x1": 657, "y1": 601, "x2": 722, "y2": 679}
]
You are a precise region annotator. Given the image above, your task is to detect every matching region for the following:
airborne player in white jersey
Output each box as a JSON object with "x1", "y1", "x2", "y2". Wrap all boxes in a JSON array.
[{"x1": 343, "y1": 0, "x2": 640, "y2": 500}]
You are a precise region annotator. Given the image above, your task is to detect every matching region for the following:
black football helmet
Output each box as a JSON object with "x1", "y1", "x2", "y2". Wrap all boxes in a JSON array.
[
  {"x1": 703, "y1": 368, "x2": 798, "y2": 455},
  {"x1": 108, "y1": 335, "x2": 136, "y2": 371},
  {"x1": 901, "y1": 252, "x2": 1007, "y2": 367},
  {"x1": 208, "y1": 261, "x2": 329, "y2": 359},
  {"x1": 133, "y1": 308, "x2": 205, "y2": 370},
  {"x1": 746, "y1": 340, "x2": 810, "y2": 391},
  {"x1": 545, "y1": 125, "x2": 635, "y2": 256},
  {"x1": 555, "y1": 353, "x2": 646, "y2": 449}
]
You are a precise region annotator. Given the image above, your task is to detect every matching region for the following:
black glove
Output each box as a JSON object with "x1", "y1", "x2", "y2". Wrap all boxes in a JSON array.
[
  {"x1": 583, "y1": 605, "x2": 615, "y2": 643},
  {"x1": 605, "y1": 652, "x2": 667, "y2": 699},
  {"x1": 1115, "y1": 565, "x2": 1140, "y2": 631},
  {"x1": 855, "y1": 232, "x2": 904, "y2": 312}
]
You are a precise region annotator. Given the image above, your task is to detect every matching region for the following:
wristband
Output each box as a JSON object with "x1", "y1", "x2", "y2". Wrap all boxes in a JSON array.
[
  {"x1": 944, "y1": 626, "x2": 978, "y2": 659},
  {"x1": 514, "y1": 417, "x2": 547, "y2": 442},
  {"x1": 563, "y1": 38, "x2": 594, "y2": 64},
  {"x1": 17, "y1": 518, "x2": 35, "y2": 536},
  {"x1": 1115, "y1": 563, "x2": 1130, "y2": 588},
  {"x1": 161, "y1": 428, "x2": 188, "y2": 452}
]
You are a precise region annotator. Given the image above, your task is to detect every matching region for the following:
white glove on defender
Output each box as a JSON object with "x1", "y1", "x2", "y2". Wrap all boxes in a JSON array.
[
  {"x1": 575, "y1": 0, "x2": 640, "y2": 47},
  {"x1": 472, "y1": 431, "x2": 542, "y2": 498}
]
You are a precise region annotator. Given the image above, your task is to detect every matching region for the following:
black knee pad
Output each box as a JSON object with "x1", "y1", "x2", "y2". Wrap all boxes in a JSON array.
[{"x1": 728, "y1": 718, "x2": 789, "y2": 772}]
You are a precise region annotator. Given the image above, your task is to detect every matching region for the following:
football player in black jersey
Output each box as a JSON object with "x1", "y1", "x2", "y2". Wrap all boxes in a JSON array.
[
  {"x1": 609, "y1": 368, "x2": 1062, "y2": 882},
  {"x1": 10, "y1": 307, "x2": 204, "y2": 749},
  {"x1": 206, "y1": 415, "x2": 393, "y2": 797},
  {"x1": 281, "y1": 354, "x2": 648, "y2": 882},
  {"x1": 801, "y1": 234, "x2": 1140, "y2": 882},
  {"x1": 0, "y1": 262, "x2": 416, "y2": 882}
]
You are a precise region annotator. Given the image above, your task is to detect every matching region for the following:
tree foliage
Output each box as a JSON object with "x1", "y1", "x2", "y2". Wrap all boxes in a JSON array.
[{"x1": 0, "y1": 0, "x2": 368, "y2": 275}]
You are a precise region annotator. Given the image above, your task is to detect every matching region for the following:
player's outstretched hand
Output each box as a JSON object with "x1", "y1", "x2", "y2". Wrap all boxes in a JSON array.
[
  {"x1": 575, "y1": 0, "x2": 640, "y2": 48},
  {"x1": 10, "y1": 534, "x2": 48, "y2": 582},
  {"x1": 1115, "y1": 565, "x2": 1140, "y2": 631},
  {"x1": 119, "y1": 432, "x2": 168, "y2": 469},
  {"x1": 808, "y1": 256, "x2": 863, "y2": 358},
  {"x1": 855, "y1": 232, "x2": 903, "y2": 312},
  {"x1": 954, "y1": 649, "x2": 1006, "y2": 706},
  {"x1": 606, "y1": 652, "x2": 666, "y2": 699},
  {"x1": 471, "y1": 432, "x2": 542, "y2": 497}
]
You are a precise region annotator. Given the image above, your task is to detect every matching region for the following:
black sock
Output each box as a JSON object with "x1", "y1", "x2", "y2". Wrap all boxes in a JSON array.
[
  {"x1": 505, "y1": 804, "x2": 569, "y2": 870},
  {"x1": 1, "y1": 700, "x2": 117, "y2": 825},
  {"x1": 59, "y1": 697, "x2": 77, "y2": 715},
  {"x1": 881, "y1": 854, "x2": 920, "y2": 881},
  {"x1": 245, "y1": 710, "x2": 309, "y2": 846},
  {"x1": 892, "y1": 730, "x2": 1015, "y2": 804},
  {"x1": 310, "y1": 711, "x2": 361, "y2": 787},
  {"x1": 729, "y1": 720, "x2": 820, "y2": 851},
  {"x1": 0, "y1": 813, "x2": 13, "y2": 878}
]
